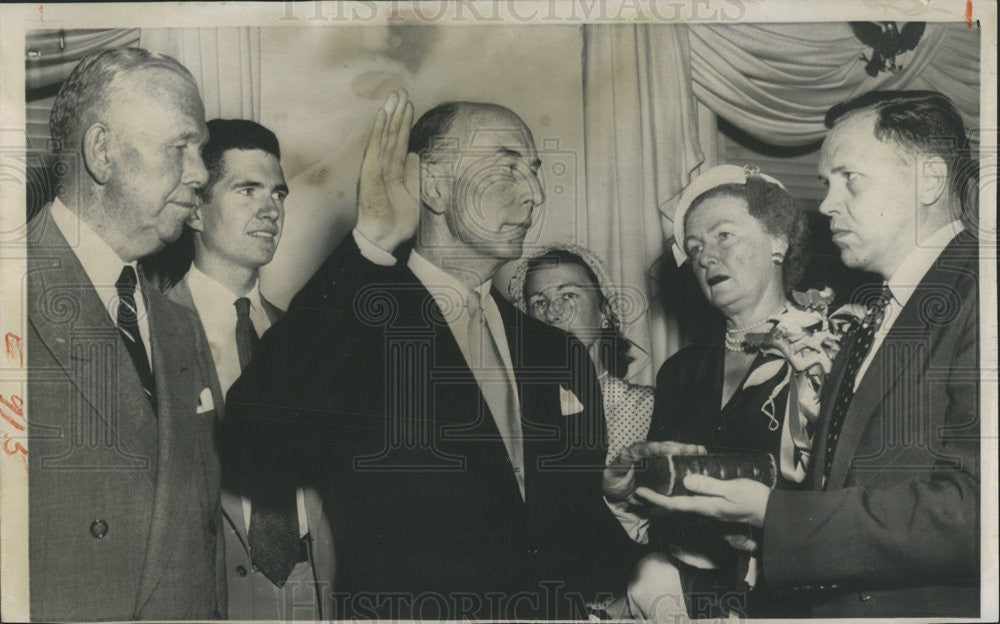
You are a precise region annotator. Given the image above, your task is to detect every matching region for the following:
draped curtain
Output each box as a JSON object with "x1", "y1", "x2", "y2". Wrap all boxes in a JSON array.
[
  {"x1": 26, "y1": 29, "x2": 141, "y2": 102},
  {"x1": 24, "y1": 30, "x2": 142, "y2": 217},
  {"x1": 139, "y1": 28, "x2": 262, "y2": 122},
  {"x1": 23, "y1": 28, "x2": 261, "y2": 218},
  {"x1": 582, "y1": 24, "x2": 706, "y2": 385},
  {"x1": 582, "y1": 21, "x2": 980, "y2": 378},
  {"x1": 24, "y1": 27, "x2": 262, "y2": 143},
  {"x1": 688, "y1": 22, "x2": 980, "y2": 146}
]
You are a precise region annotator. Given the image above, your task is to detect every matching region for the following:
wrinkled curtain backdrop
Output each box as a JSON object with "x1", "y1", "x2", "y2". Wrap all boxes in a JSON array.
[
  {"x1": 583, "y1": 21, "x2": 979, "y2": 383},
  {"x1": 24, "y1": 27, "x2": 260, "y2": 218},
  {"x1": 25, "y1": 29, "x2": 141, "y2": 217},
  {"x1": 140, "y1": 28, "x2": 262, "y2": 122},
  {"x1": 582, "y1": 24, "x2": 706, "y2": 383},
  {"x1": 688, "y1": 22, "x2": 980, "y2": 146},
  {"x1": 24, "y1": 23, "x2": 980, "y2": 385}
]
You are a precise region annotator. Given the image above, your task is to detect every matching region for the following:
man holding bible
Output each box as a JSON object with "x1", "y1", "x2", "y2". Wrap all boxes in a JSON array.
[{"x1": 630, "y1": 90, "x2": 980, "y2": 618}]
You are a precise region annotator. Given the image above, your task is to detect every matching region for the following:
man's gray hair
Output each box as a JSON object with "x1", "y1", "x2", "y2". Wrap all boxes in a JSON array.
[{"x1": 49, "y1": 47, "x2": 197, "y2": 154}]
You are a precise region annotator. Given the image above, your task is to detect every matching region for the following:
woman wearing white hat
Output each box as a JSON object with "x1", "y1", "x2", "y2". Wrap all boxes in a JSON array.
[
  {"x1": 510, "y1": 244, "x2": 655, "y2": 467},
  {"x1": 605, "y1": 164, "x2": 814, "y2": 619}
]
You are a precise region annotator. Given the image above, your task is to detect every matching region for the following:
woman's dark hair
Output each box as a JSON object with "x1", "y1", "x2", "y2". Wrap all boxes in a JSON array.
[
  {"x1": 685, "y1": 175, "x2": 809, "y2": 294},
  {"x1": 524, "y1": 248, "x2": 635, "y2": 379}
]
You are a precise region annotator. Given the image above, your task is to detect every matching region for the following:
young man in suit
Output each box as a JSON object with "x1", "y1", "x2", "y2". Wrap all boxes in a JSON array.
[
  {"x1": 225, "y1": 93, "x2": 642, "y2": 619},
  {"x1": 636, "y1": 90, "x2": 981, "y2": 618},
  {"x1": 165, "y1": 118, "x2": 335, "y2": 620},
  {"x1": 26, "y1": 47, "x2": 226, "y2": 620}
]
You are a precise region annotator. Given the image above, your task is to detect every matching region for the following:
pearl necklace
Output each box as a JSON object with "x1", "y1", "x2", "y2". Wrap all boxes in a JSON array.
[
  {"x1": 724, "y1": 335, "x2": 750, "y2": 352},
  {"x1": 725, "y1": 317, "x2": 774, "y2": 335},
  {"x1": 723, "y1": 306, "x2": 788, "y2": 352}
]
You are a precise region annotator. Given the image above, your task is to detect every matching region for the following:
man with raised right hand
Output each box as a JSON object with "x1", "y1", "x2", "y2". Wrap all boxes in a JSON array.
[{"x1": 225, "y1": 92, "x2": 642, "y2": 619}]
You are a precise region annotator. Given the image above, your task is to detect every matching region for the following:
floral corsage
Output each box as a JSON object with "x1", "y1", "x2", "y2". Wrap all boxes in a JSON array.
[{"x1": 735, "y1": 287, "x2": 865, "y2": 482}]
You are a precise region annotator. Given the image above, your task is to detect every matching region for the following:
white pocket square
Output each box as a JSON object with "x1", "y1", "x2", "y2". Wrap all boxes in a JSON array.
[
  {"x1": 559, "y1": 385, "x2": 585, "y2": 416},
  {"x1": 196, "y1": 387, "x2": 214, "y2": 414}
]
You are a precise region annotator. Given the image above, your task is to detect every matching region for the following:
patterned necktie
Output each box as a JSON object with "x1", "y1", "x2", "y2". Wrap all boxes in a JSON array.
[
  {"x1": 822, "y1": 285, "x2": 893, "y2": 485},
  {"x1": 242, "y1": 297, "x2": 300, "y2": 587},
  {"x1": 466, "y1": 290, "x2": 525, "y2": 499},
  {"x1": 115, "y1": 265, "x2": 156, "y2": 411}
]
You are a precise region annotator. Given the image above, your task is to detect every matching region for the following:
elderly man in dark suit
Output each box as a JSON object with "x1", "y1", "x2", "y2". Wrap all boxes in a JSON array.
[
  {"x1": 163, "y1": 118, "x2": 335, "y2": 619},
  {"x1": 225, "y1": 92, "x2": 641, "y2": 619},
  {"x1": 27, "y1": 47, "x2": 226, "y2": 620},
  {"x1": 636, "y1": 90, "x2": 981, "y2": 618}
]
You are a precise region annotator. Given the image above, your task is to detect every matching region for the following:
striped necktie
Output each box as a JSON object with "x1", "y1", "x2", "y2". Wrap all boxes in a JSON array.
[
  {"x1": 822, "y1": 285, "x2": 893, "y2": 486},
  {"x1": 115, "y1": 265, "x2": 156, "y2": 411}
]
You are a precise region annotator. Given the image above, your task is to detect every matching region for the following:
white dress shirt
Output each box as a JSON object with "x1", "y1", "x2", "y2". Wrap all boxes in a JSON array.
[
  {"x1": 50, "y1": 197, "x2": 152, "y2": 368},
  {"x1": 854, "y1": 221, "x2": 964, "y2": 390},
  {"x1": 353, "y1": 229, "x2": 520, "y2": 396},
  {"x1": 185, "y1": 266, "x2": 308, "y2": 537},
  {"x1": 186, "y1": 265, "x2": 272, "y2": 396}
]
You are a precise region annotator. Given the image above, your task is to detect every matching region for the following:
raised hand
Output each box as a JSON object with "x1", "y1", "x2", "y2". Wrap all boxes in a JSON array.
[
  {"x1": 357, "y1": 90, "x2": 421, "y2": 254},
  {"x1": 603, "y1": 440, "x2": 707, "y2": 503}
]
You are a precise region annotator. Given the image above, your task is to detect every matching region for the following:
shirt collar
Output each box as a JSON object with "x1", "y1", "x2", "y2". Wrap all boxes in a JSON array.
[
  {"x1": 50, "y1": 196, "x2": 136, "y2": 287},
  {"x1": 407, "y1": 250, "x2": 492, "y2": 316},
  {"x1": 886, "y1": 221, "x2": 964, "y2": 308},
  {"x1": 187, "y1": 263, "x2": 263, "y2": 316}
]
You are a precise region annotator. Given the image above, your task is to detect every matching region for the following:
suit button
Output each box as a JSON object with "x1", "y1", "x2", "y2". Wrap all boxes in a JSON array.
[
  {"x1": 213, "y1": 609, "x2": 222, "y2": 619},
  {"x1": 859, "y1": 593, "x2": 872, "y2": 602},
  {"x1": 90, "y1": 519, "x2": 109, "y2": 539},
  {"x1": 209, "y1": 521, "x2": 217, "y2": 537},
  {"x1": 236, "y1": 565, "x2": 248, "y2": 577}
]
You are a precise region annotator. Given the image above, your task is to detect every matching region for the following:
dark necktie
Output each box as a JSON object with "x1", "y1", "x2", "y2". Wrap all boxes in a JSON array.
[
  {"x1": 241, "y1": 297, "x2": 300, "y2": 587},
  {"x1": 115, "y1": 265, "x2": 156, "y2": 411},
  {"x1": 234, "y1": 297, "x2": 259, "y2": 371},
  {"x1": 822, "y1": 285, "x2": 893, "y2": 486}
]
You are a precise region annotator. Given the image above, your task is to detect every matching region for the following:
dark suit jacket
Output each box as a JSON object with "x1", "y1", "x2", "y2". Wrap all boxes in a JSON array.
[
  {"x1": 26, "y1": 205, "x2": 226, "y2": 621},
  {"x1": 167, "y1": 274, "x2": 336, "y2": 619},
  {"x1": 224, "y1": 235, "x2": 642, "y2": 619},
  {"x1": 762, "y1": 233, "x2": 980, "y2": 617}
]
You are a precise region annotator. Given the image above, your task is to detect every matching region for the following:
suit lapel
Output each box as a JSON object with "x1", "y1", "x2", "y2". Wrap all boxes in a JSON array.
[
  {"x1": 826, "y1": 310, "x2": 920, "y2": 487},
  {"x1": 170, "y1": 273, "x2": 256, "y2": 555},
  {"x1": 135, "y1": 276, "x2": 202, "y2": 612},
  {"x1": 28, "y1": 209, "x2": 126, "y2": 419},
  {"x1": 824, "y1": 236, "x2": 971, "y2": 488},
  {"x1": 392, "y1": 267, "x2": 522, "y2": 500},
  {"x1": 495, "y1": 290, "x2": 532, "y2": 500},
  {"x1": 261, "y1": 294, "x2": 284, "y2": 324},
  {"x1": 167, "y1": 274, "x2": 225, "y2": 415},
  {"x1": 27, "y1": 207, "x2": 158, "y2": 468},
  {"x1": 495, "y1": 290, "x2": 556, "y2": 503}
]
